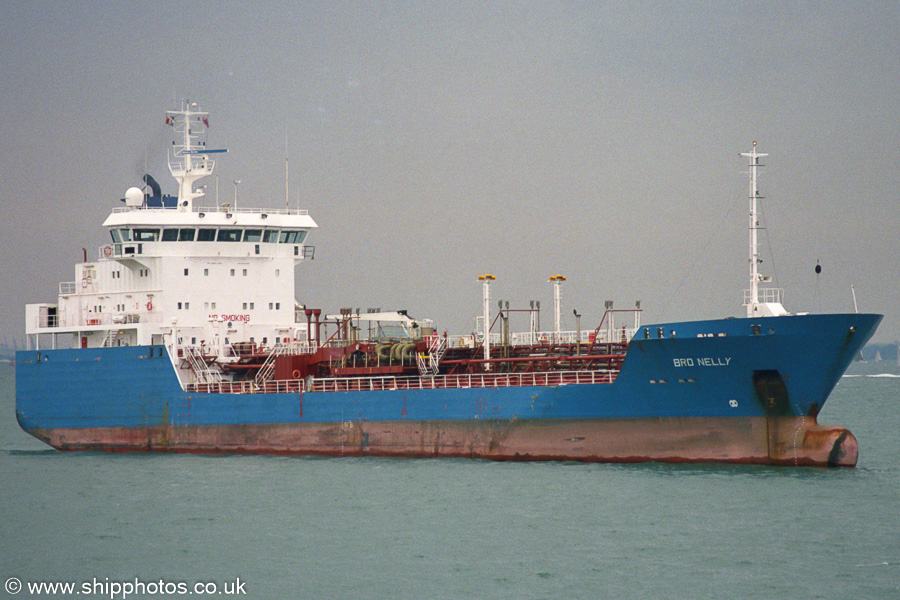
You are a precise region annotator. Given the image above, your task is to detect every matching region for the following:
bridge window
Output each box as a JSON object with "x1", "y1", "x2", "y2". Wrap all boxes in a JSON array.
[
  {"x1": 119, "y1": 228, "x2": 132, "y2": 242},
  {"x1": 133, "y1": 228, "x2": 160, "y2": 242},
  {"x1": 161, "y1": 229, "x2": 179, "y2": 241},
  {"x1": 197, "y1": 229, "x2": 216, "y2": 241},
  {"x1": 279, "y1": 230, "x2": 302, "y2": 244},
  {"x1": 217, "y1": 229, "x2": 242, "y2": 242},
  {"x1": 110, "y1": 230, "x2": 121, "y2": 243},
  {"x1": 243, "y1": 229, "x2": 262, "y2": 242},
  {"x1": 263, "y1": 230, "x2": 278, "y2": 243},
  {"x1": 178, "y1": 228, "x2": 196, "y2": 241}
]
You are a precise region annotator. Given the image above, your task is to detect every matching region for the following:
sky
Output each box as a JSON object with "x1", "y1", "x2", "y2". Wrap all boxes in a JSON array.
[{"x1": 1, "y1": 1, "x2": 898, "y2": 345}]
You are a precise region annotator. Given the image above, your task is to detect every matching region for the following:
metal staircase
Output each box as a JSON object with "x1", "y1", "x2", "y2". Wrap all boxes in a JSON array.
[
  {"x1": 255, "y1": 344, "x2": 288, "y2": 388},
  {"x1": 416, "y1": 335, "x2": 446, "y2": 376},
  {"x1": 102, "y1": 330, "x2": 118, "y2": 347},
  {"x1": 182, "y1": 346, "x2": 223, "y2": 384}
]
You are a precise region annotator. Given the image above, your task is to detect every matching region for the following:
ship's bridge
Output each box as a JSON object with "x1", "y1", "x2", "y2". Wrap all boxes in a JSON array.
[{"x1": 100, "y1": 206, "x2": 317, "y2": 260}]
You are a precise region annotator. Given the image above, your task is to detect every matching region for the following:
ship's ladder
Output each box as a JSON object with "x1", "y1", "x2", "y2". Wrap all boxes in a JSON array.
[
  {"x1": 255, "y1": 344, "x2": 288, "y2": 388},
  {"x1": 416, "y1": 335, "x2": 446, "y2": 377},
  {"x1": 429, "y1": 335, "x2": 446, "y2": 374},
  {"x1": 183, "y1": 346, "x2": 223, "y2": 384},
  {"x1": 102, "y1": 330, "x2": 119, "y2": 347},
  {"x1": 415, "y1": 352, "x2": 429, "y2": 377}
]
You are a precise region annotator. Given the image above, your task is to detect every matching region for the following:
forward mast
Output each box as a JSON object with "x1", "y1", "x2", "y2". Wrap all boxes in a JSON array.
[{"x1": 741, "y1": 142, "x2": 786, "y2": 318}]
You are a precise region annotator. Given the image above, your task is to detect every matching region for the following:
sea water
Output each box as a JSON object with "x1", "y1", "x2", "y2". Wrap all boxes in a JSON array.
[{"x1": 0, "y1": 363, "x2": 897, "y2": 599}]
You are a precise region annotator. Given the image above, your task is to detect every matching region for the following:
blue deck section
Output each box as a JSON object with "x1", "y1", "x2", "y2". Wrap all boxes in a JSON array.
[{"x1": 15, "y1": 313, "x2": 882, "y2": 433}]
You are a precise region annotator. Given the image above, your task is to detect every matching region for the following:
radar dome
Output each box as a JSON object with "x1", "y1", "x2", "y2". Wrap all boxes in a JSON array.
[{"x1": 124, "y1": 187, "x2": 144, "y2": 207}]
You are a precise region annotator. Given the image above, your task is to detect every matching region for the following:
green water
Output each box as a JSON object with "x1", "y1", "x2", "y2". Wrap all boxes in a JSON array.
[{"x1": 1, "y1": 364, "x2": 897, "y2": 599}]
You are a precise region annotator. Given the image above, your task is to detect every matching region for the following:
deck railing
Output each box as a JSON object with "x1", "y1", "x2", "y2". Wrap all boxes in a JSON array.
[
  {"x1": 185, "y1": 368, "x2": 618, "y2": 395},
  {"x1": 447, "y1": 327, "x2": 636, "y2": 349},
  {"x1": 186, "y1": 379, "x2": 305, "y2": 394},
  {"x1": 743, "y1": 287, "x2": 784, "y2": 305},
  {"x1": 111, "y1": 206, "x2": 310, "y2": 216},
  {"x1": 28, "y1": 309, "x2": 163, "y2": 330},
  {"x1": 309, "y1": 369, "x2": 617, "y2": 393}
]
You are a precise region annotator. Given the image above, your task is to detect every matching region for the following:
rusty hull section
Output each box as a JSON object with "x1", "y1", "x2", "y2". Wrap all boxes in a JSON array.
[{"x1": 28, "y1": 416, "x2": 858, "y2": 467}]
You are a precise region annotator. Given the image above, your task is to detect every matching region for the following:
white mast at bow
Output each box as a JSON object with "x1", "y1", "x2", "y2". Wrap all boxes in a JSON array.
[{"x1": 740, "y1": 141, "x2": 786, "y2": 318}]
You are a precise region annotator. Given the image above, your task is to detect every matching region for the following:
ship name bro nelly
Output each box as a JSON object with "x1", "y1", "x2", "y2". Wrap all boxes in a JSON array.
[{"x1": 672, "y1": 357, "x2": 732, "y2": 367}]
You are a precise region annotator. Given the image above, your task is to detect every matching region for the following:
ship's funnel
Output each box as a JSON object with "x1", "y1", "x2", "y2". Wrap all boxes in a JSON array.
[{"x1": 143, "y1": 174, "x2": 162, "y2": 198}]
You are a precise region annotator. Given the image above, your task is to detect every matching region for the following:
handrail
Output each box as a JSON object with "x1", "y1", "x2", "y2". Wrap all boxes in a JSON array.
[
  {"x1": 184, "y1": 368, "x2": 617, "y2": 395},
  {"x1": 186, "y1": 379, "x2": 303, "y2": 394},
  {"x1": 111, "y1": 206, "x2": 310, "y2": 216},
  {"x1": 743, "y1": 288, "x2": 784, "y2": 304},
  {"x1": 586, "y1": 309, "x2": 638, "y2": 354},
  {"x1": 183, "y1": 346, "x2": 223, "y2": 383},
  {"x1": 255, "y1": 344, "x2": 288, "y2": 386},
  {"x1": 447, "y1": 326, "x2": 638, "y2": 349},
  {"x1": 309, "y1": 369, "x2": 617, "y2": 393}
]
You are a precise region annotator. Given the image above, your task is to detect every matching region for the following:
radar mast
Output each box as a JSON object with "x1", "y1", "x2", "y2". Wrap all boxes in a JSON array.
[{"x1": 165, "y1": 100, "x2": 226, "y2": 212}]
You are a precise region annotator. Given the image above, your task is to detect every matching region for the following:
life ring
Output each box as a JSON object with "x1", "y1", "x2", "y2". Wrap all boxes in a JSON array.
[
  {"x1": 292, "y1": 370, "x2": 301, "y2": 379},
  {"x1": 102, "y1": 245, "x2": 112, "y2": 257},
  {"x1": 146, "y1": 301, "x2": 153, "y2": 311}
]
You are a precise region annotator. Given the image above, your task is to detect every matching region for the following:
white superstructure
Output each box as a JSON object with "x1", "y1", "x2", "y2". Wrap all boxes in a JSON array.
[{"x1": 25, "y1": 101, "x2": 318, "y2": 357}]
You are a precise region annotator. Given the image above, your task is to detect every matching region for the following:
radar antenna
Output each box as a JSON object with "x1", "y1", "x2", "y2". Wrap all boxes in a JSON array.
[{"x1": 165, "y1": 100, "x2": 227, "y2": 212}]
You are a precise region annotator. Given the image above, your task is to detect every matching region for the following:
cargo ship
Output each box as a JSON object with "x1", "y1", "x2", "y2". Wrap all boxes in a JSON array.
[{"x1": 15, "y1": 102, "x2": 881, "y2": 466}]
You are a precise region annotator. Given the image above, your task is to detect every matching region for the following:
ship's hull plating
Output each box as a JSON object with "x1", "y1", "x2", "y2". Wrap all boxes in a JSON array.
[
  {"x1": 25, "y1": 416, "x2": 858, "y2": 467},
  {"x1": 15, "y1": 313, "x2": 882, "y2": 467}
]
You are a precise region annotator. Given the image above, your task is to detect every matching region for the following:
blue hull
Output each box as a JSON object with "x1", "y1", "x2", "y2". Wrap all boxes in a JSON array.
[{"x1": 15, "y1": 313, "x2": 881, "y2": 466}]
